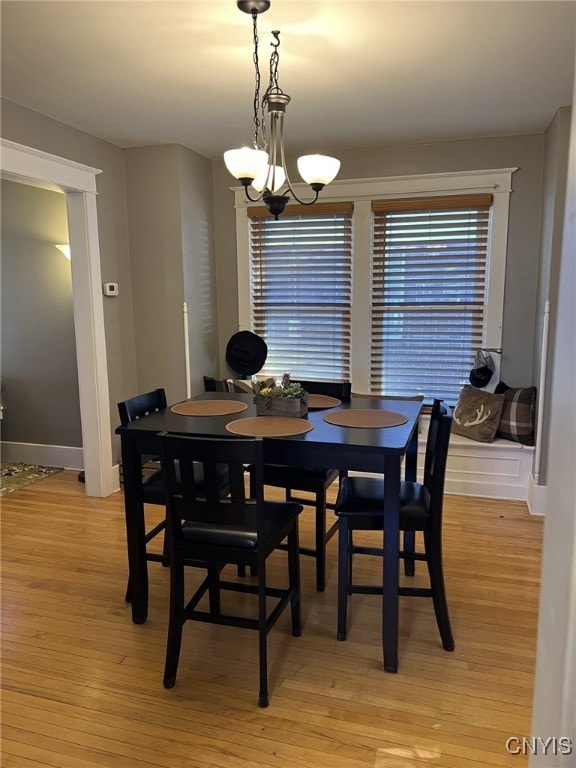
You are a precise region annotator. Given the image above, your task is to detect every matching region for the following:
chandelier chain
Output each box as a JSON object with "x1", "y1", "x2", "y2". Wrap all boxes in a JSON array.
[
  {"x1": 251, "y1": 10, "x2": 267, "y2": 151},
  {"x1": 267, "y1": 30, "x2": 283, "y2": 98}
]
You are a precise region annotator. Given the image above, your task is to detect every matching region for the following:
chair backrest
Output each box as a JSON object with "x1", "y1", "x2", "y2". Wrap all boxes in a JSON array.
[
  {"x1": 159, "y1": 433, "x2": 264, "y2": 541},
  {"x1": 423, "y1": 399, "x2": 452, "y2": 523},
  {"x1": 297, "y1": 380, "x2": 352, "y2": 402},
  {"x1": 351, "y1": 393, "x2": 424, "y2": 403},
  {"x1": 203, "y1": 376, "x2": 229, "y2": 393},
  {"x1": 228, "y1": 379, "x2": 257, "y2": 394},
  {"x1": 118, "y1": 388, "x2": 167, "y2": 425}
]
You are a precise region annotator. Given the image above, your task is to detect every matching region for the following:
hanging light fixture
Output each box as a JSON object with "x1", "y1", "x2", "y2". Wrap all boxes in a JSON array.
[{"x1": 224, "y1": 0, "x2": 340, "y2": 220}]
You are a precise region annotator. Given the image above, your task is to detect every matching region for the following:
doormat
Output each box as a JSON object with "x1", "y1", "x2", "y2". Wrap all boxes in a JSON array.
[{"x1": 0, "y1": 462, "x2": 63, "y2": 496}]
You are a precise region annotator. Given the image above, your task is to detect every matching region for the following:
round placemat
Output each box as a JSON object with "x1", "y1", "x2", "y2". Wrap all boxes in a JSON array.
[
  {"x1": 226, "y1": 416, "x2": 314, "y2": 437},
  {"x1": 171, "y1": 400, "x2": 248, "y2": 417},
  {"x1": 323, "y1": 409, "x2": 408, "y2": 428},
  {"x1": 307, "y1": 394, "x2": 342, "y2": 410}
]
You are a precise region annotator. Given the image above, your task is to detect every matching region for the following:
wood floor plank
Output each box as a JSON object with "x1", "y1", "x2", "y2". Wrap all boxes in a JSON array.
[{"x1": 1, "y1": 471, "x2": 543, "y2": 767}]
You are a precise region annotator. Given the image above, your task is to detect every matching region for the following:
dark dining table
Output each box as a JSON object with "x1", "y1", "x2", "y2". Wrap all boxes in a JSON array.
[{"x1": 115, "y1": 392, "x2": 422, "y2": 673}]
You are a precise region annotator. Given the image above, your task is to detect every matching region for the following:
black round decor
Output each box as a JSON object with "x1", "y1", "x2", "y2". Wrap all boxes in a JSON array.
[{"x1": 225, "y1": 331, "x2": 268, "y2": 376}]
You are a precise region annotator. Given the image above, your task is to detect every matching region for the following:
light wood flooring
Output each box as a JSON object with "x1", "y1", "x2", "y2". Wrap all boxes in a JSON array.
[{"x1": 1, "y1": 470, "x2": 543, "y2": 768}]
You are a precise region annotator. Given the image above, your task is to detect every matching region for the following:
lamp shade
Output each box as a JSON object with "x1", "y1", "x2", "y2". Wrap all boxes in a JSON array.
[
  {"x1": 224, "y1": 147, "x2": 269, "y2": 181},
  {"x1": 297, "y1": 154, "x2": 341, "y2": 186},
  {"x1": 56, "y1": 244, "x2": 71, "y2": 260},
  {"x1": 251, "y1": 164, "x2": 286, "y2": 193}
]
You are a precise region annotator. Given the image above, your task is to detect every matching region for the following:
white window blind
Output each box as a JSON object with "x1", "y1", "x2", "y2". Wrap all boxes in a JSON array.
[
  {"x1": 248, "y1": 203, "x2": 353, "y2": 381},
  {"x1": 370, "y1": 194, "x2": 493, "y2": 402}
]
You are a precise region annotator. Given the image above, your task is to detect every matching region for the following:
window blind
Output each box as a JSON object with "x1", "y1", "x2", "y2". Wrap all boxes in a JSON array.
[
  {"x1": 249, "y1": 203, "x2": 353, "y2": 381},
  {"x1": 370, "y1": 195, "x2": 493, "y2": 402}
]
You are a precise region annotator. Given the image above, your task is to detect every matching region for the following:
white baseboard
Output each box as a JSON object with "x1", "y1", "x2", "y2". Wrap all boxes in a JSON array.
[
  {"x1": 527, "y1": 473, "x2": 547, "y2": 515},
  {"x1": 0, "y1": 441, "x2": 84, "y2": 470},
  {"x1": 111, "y1": 463, "x2": 121, "y2": 494}
]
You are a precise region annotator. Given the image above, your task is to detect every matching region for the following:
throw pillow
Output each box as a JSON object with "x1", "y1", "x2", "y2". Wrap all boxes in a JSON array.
[
  {"x1": 494, "y1": 381, "x2": 537, "y2": 446},
  {"x1": 452, "y1": 385, "x2": 505, "y2": 443}
]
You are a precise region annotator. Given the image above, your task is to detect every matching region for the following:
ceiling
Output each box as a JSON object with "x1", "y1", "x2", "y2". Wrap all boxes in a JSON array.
[{"x1": 1, "y1": 1, "x2": 575, "y2": 162}]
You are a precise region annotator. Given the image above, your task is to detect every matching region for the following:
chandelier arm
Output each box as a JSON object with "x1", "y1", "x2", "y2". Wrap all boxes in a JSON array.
[
  {"x1": 240, "y1": 181, "x2": 265, "y2": 203},
  {"x1": 277, "y1": 116, "x2": 322, "y2": 206}
]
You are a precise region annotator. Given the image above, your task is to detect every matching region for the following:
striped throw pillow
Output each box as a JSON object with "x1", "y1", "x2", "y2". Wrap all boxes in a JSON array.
[{"x1": 495, "y1": 383, "x2": 536, "y2": 446}]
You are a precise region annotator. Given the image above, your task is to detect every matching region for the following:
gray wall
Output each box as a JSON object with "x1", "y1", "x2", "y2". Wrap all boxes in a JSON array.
[
  {"x1": 1, "y1": 100, "x2": 221, "y2": 463},
  {"x1": 177, "y1": 144, "x2": 221, "y2": 391},
  {"x1": 213, "y1": 134, "x2": 547, "y2": 387},
  {"x1": 533, "y1": 107, "x2": 572, "y2": 485},
  {"x1": 530, "y1": 102, "x2": 576, "y2": 767},
  {"x1": 124, "y1": 143, "x2": 220, "y2": 404},
  {"x1": 1, "y1": 99, "x2": 138, "y2": 463},
  {"x1": 1, "y1": 179, "x2": 82, "y2": 447},
  {"x1": 2, "y1": 97, "x2": 569, "y2": 472}
]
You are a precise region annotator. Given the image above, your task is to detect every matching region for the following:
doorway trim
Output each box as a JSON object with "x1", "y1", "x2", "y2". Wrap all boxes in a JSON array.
[{"x1": 1, "y1": 138, "x2": 115, "y2": 497}]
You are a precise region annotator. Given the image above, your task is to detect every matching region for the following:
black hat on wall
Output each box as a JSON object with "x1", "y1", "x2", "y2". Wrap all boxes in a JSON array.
[{"x1": 226, "y1": 331, "x2": 268, "y2": 377}]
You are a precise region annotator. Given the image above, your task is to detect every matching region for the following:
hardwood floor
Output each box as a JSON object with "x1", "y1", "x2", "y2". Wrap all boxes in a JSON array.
[{"x1": 1, "y1": 470, "x2": 543, "y2": 767}]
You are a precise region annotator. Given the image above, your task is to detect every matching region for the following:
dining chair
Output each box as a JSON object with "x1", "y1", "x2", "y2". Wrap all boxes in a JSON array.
[
  {"x1": 334, "y1": 399, "x2": 455, "y2": 652},
  {"x1": 203, "y1": 375, "x2": 230, "y2": 392},
  {"x1": 117, "y1": 388, "x2": 230, "y2": 602},
  {"x1": 351, "y1": 393, "x2": 425, "y2": 577},
  {"x1": 158, "y1": 432, "x2": 303, "y2": 708},
  {"x1": 118, "y1": 389, "x2": 171, "y2": 602},
  {"x1": 249, "y1": 380, "x2": 352, "y2": 592}
]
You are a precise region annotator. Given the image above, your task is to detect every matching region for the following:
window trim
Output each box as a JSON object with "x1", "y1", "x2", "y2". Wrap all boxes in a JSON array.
[{"x1": 234, "y1": 169, "x2": 516, "y2": 392}]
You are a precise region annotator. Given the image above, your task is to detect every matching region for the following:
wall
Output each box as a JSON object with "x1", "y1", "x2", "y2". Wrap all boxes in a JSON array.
[
  {"x1": 124, "y1": 145, "x2": 188, "y2": 404},
  {"x1": 177, "y1": 144, "x2": 221, "y2": 392},
  {"x1": 533, "y1": 107, "x2": 572, "y2": 486},
  {"x1": 530, "y1": 103, "x2": 576, "y2": 766},
  {"x1": 1, "y1": 101, "x2": 221, "y2": 462},
  {"x1": 0, "y1": 179, "x2": 82, "y2": 454},
  {"x1": 1, "y1": 99, "x2": 137, "y2": 463},
  {"x1": 213, "y1": 134, "x2": 546, "y2": 386},
  {"x1": 123, "y1": 144, "x2": 220, "y2": 404}
]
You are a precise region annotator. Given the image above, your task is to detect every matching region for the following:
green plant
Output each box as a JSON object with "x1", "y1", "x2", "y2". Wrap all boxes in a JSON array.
[{"x1": 255, "y1": 373, "x2": 307, "y2": 408}]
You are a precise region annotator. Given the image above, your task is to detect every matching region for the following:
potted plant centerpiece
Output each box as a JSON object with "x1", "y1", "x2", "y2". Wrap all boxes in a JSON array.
[{"x1": 254, "y1": 373, "x2": 308, "y2": 417}]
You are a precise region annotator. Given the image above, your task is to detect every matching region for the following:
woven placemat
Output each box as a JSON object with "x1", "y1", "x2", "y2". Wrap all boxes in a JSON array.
[
  {"x1": 226, "y1": 416, "x2": 314, "y2": 437},
  {"x1": 307, "y1": 394, "x2": 342, "y2": 410},
  {"x1": 171, "y1": 400, "x2": 248, "y2": 416},
  {"x1": 323, "y1": 409, "x2": 408, "y2": 428}
]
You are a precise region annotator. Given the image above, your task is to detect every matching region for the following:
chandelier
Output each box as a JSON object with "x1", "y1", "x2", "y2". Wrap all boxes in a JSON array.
[{"x1": 224, "y1": 0, "x2": 340, "y2": 220}]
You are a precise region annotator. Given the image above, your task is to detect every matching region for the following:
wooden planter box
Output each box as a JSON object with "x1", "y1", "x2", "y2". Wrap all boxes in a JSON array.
[{"x1": 255, "y1": 395, "x2": 308, "y2": 418}]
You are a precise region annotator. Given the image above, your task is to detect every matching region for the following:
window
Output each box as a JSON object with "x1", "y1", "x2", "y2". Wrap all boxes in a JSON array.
[
  {"x1": 371, "y1": 195, "x2": 492, "y2": 402},
  {"x1": 235, "y1": 170, "x2": 514, "y2": 401},
  {"x1": 248, "y1": 203, "x2": 353, "y2": 381}
]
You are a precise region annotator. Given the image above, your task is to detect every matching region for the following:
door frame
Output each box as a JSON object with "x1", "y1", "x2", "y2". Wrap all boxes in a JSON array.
[{"x1": 1, "y1": 138, "x2": 115, "y2": 497}]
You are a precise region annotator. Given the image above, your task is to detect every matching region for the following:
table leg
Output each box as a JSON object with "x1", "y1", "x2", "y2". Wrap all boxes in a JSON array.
[
  {"x1": 403, "y1": 421, "x2": 419, "y2": 576},
  {"x1": 121, "y1": 437, "x2": 149, "y2": 624},
  {"x1": 383, "y1": 454, "x2": 400, "y2": 672}
]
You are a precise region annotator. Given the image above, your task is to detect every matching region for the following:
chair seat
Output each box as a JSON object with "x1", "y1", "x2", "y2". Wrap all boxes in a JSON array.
[
  {"x1": 141, "y1": 470, "x2": 166, "y2": 504},
  {"x1": 335, "y1": 476, "x2": 430, "y2": 530},
  {"x1": 181, "y1": 500, "x2": 302, "y2": 549}
]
